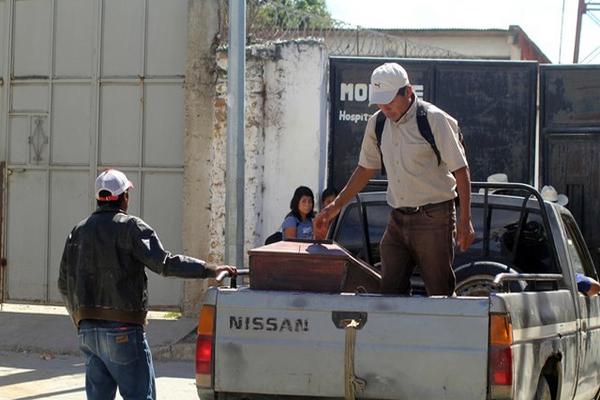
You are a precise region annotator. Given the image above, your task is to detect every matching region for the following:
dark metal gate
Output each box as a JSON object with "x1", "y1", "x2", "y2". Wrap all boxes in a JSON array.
[
  {"x1": 328, "y1": 57, "x2": 537, "y2": 191},
  {"x1": 540, "y1": 65, "x2": 600, "y2": 268}
]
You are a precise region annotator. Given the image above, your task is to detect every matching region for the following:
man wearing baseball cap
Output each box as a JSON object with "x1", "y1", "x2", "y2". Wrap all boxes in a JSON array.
[
  {"x1": 315, "y1": 62, "x2": 474, "y2": 296},
  {"x1": 58, "y1": 169, "x2": 236, "y2": 400}
]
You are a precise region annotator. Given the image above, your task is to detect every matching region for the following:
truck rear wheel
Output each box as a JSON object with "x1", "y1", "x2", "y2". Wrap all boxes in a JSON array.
[{"x1": 454, "y1": 261, "x2": 523, "y2": 296}]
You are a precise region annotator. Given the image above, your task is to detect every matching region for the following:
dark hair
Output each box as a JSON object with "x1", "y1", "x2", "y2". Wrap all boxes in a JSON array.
[
  {"x1": 289, "y1": 186, "x2": 315, "y2": 220},
  {"x1": 321, "y1": 187, "x2": 338, "y2": 203},
  {"x1": 97, "y1": 190, "x2": 127, "y2": 207},
  {"x1": 396, "y1": 86, "x2": 408, "y2": 97}
]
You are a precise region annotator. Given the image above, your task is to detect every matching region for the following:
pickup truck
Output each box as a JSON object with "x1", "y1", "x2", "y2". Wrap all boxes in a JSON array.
[{"x1": 195, "y1": 182, "x2": 600, "y2": 400}]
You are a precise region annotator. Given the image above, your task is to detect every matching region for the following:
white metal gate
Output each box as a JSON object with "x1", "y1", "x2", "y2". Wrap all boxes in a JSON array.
[{"x1": 0, "y1": 0, "x2": 188, "y2": 307}]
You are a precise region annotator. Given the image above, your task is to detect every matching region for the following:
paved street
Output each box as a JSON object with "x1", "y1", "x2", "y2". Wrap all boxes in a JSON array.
[{"x1": 0, "y1": 351, "x2": 197, "y2": 400}]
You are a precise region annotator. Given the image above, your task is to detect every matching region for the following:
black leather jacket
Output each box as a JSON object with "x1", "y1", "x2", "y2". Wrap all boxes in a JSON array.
[{"x1": 58, "y1": 205, "x2": 215, "y2": 326}]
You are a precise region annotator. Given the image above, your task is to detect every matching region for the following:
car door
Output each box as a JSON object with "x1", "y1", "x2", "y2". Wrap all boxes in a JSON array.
[{"x1": 560, "y1": 211, "x2": 600, "y2": 399}]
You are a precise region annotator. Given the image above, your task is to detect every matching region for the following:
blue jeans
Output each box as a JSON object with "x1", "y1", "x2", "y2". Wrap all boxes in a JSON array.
[{"x1": 78, "y1": 319, "x2": 156, "y2": 400}]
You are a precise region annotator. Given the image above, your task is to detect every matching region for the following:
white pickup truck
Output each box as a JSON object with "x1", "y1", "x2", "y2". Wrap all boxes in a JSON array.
[{"x1": 195, "y1": 183, "x2": 600, "y2": 400}]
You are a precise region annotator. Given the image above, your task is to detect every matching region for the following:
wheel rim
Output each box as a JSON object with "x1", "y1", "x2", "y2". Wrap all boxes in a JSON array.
[{"x1": 456, "y1": 275, "x2": 497, "y2": 296}]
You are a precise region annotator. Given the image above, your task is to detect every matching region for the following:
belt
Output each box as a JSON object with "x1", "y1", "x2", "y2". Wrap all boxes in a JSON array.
[{"x1": 395, "y1": 200, "x2": 452, "y2": 214}]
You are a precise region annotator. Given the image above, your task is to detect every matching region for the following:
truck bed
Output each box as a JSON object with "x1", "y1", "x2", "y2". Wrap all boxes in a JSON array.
[{"x1": 213, "y1": 288, "x2": 490, "y2": 399}]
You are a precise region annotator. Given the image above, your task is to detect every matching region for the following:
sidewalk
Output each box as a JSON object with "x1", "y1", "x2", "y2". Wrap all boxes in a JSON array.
[{"x1": 0, "y1": 304, "x2": 198, "y2": 361}]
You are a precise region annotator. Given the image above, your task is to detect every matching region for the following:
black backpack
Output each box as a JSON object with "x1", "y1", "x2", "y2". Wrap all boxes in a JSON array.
[
  {"x1": 264, "y1": 231, "x2": 283, "y2": 245},
  {"x1": 264, "y1": 214, "x2": 301, "y2": 245},
  {"x1": 374, "y1": 99, "x2": 465, "y2": 176}
]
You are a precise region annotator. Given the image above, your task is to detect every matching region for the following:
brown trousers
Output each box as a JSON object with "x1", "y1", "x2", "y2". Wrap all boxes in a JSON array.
[{"x1": 379, "y1": 200, "x2": 456, "y2": 296}]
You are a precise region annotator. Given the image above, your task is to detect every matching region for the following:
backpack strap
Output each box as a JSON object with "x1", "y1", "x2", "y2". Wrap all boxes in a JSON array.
[
  {"x1": 374, "y1": 110, "x2": 387, "y2": 176},
  {"x1": 374, "y1": 100, "x2": 448, "y2": 173},
  {"x1": 416, "y1": 100, "x2": 442, "y2": 166}
]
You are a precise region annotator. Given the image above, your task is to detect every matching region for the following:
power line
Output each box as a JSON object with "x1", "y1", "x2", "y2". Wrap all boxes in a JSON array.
[
  {"x1": 574, "y1": 0, "x2": 600, "y2": 62},
  {"x1": 580, "y1": 45, "x2": 600, "y2": 63},
  {"x1": 559, "y1": 0, "x2": 566, "y2": 63}
]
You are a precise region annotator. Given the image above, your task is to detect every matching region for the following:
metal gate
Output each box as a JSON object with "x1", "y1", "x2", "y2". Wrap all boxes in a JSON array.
[
  {"x1": 328, "y1": 57, "x2": 537, "y2": 191},
  {"x1": 0, "y1": 0, "x2": 188, "y2": 307},
  {"x1": 540, "y1": 65, "x2": 600, "y2": 269}
]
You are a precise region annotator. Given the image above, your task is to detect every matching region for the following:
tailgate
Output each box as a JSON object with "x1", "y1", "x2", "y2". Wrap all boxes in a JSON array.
[{"x1": 214, "y1": 289, "x2": 490, "y2": 399}]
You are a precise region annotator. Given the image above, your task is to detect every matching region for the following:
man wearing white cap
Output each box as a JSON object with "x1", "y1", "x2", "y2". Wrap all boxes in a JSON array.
[
  {"x1": 58, "y1": 169, "x2": 236, "y2": 400},
  {"x1": 315, "y1": 62, "x2": 474, "y2": 296}
]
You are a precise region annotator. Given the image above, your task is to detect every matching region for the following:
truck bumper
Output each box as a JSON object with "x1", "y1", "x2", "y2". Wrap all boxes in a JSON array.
[{"x1": 196, "y1": 387, "x2": 216, "y2": 400}]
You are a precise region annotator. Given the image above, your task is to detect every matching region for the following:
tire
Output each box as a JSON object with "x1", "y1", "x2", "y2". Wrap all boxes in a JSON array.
[
  {"x1": 454, "y1": 261, "x2": 524, "y2": 296},
  {"x1": 533, "y1": 375, "x2": 552, "y2": 400}
]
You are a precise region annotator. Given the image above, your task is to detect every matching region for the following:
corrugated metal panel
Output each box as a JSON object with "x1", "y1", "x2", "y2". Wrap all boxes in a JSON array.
[
  {"x1": 101, "y1": 0, "x2": 144, "y2": 77},
  {"x1": 13, "y1": 0, "x2": 51, "y2": 77},
  {"x1": 0, "y1": 0, "x2": 5, "y2": 80},
  {"x1": 0, "y1": 0, "x2": 6, "y2": 302},
  {"x1": 8, "y1": 116, "x2": 30, "y2": 164},
  {"x1": 7, "y1": 170, "x2": 48, "y2": 300},
  {"x1": 11, "y1": 84, "x2": 48, "y2": 111},
  {"x1": 144, "y1": 83, "x2": 184, "y2": 166},
  {"x1": 99, "y1": 84, "x2": 141, "y2": 165},
  {"x1": 48, "y1": 170, "x2": 89, "y2": 302},
  {"x1": 2, "y1": 0, "x2": 188, "y2": 306},
  {"x1": 146, "y1": 0, "x2": 187, "y2": 76},
  {"x1": 51, "y1": 84, "x2": 91, "y2": 164},
  {"x1": 143, "y1": 171, "x2": 184, "y2": 307},
  {"x1": 54, "y1": 0, "x2": 94, "y2": 77}
]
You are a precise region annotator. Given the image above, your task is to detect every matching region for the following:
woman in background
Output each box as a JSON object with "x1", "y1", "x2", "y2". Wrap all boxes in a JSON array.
[{"x1": 282, "y1": 186, "x2": 315, "y2": 240}]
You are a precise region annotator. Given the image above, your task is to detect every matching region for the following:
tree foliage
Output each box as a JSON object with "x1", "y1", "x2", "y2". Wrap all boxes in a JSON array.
[{"x1": 247, "y1": 0, "x2": 336, "y2": 30}]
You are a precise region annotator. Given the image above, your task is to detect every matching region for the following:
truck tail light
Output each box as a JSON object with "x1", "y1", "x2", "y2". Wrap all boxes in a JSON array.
[
  {"x1": 196, "y1": 304, "x2": 215, "y2": 388},
  {"x1": 489, "y1": 313, "x2": 513, "y2": 399}
]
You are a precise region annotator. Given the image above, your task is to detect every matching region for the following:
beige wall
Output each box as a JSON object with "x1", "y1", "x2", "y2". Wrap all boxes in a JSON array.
[
  {"x1": 325, "y1": 30, "x2": 526, "y2": 60},
  {"x1": 402, "y1": 34, "x2": 516, "y2": 59}
]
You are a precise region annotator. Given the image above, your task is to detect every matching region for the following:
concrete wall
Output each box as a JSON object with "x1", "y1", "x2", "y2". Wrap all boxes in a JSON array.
[
  {"x1": 208, "y1": 40, "x2": 328, "y2": 267},
  {"x1": 181, "y1": 0, "x2": 221, "y2": 314}
]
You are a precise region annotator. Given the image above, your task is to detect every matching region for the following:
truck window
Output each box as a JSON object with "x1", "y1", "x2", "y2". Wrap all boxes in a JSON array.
[
  {"x1": 561, "y1": 214, "x2": 598, "y2": 280},
  {"x1": 456, "y1": 206, "x2": 558, "y2": 274},
  {"x1": 334, "y1": 202, "x2": 391, "y2": 264},
  {"x1": 335, "y1": 204, "x2": 363, "y2": 259},
  {"x1": 335, "y1": 199, "x2": 559, "y2": 279}
]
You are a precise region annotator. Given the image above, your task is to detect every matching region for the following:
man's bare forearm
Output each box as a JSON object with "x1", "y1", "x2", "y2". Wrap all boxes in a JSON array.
[
  {"x1": 333, "y1": 166, "x2": 377, "y2": 209},
  {"x1": 314, "y1": 166, "x2": 377, "y2": 238},
  {"x1": 454, "y1": 166, "x2": 471, "y2": 220}
]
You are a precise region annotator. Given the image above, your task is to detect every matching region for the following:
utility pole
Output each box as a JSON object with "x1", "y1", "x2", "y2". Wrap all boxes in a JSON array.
[
  {"x1": 573, "y1": 0, "x2": 585, "y2": 63},
  {"x1": 574, "y1": 0, "x2": 600, "y2": 63},
  {"x1": 225, "y1": 0, "x2": 246, "y2": 268}
]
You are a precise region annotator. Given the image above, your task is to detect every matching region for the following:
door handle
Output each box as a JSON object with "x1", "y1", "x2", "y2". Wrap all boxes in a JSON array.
[{"x1": 7, "y1": 168, "x2": 26, "y2": 176}]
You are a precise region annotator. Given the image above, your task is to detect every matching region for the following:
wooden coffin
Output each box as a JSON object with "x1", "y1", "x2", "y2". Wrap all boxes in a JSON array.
[{"x1": 248, "y1": 240, "x2": 381, "y2": 293}]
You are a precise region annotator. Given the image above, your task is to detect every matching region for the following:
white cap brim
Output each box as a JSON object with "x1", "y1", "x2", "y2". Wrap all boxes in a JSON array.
[
  {"x1": 557, "y1": 194, "x2": 569, "y2": 206},
  {"x1": 368, "y1": 88, "x2": 397, "y2": 106}
]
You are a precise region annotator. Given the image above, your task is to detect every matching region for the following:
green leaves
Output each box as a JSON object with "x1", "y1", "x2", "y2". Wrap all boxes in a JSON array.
[{"x1": 247, "y1": 0, "x2": 335, "y2": 30}]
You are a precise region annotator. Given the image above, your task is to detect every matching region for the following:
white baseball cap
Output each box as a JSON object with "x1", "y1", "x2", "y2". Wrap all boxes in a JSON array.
[
  {"x1": 479, "y1": 173, "x2": 509, "y2": 194},
  {"x1": 95, "y1": 169, "x2": 133, "y2": 201},
  {"x1": 368, "y1": 63, "x2": 410, "y2": 106},
  {"x1": 540, "y1": 185, "x2": 569, "y2": 206},
  {"x1": 487, "y1": 173, "x2": 509, "y2": 183}
]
